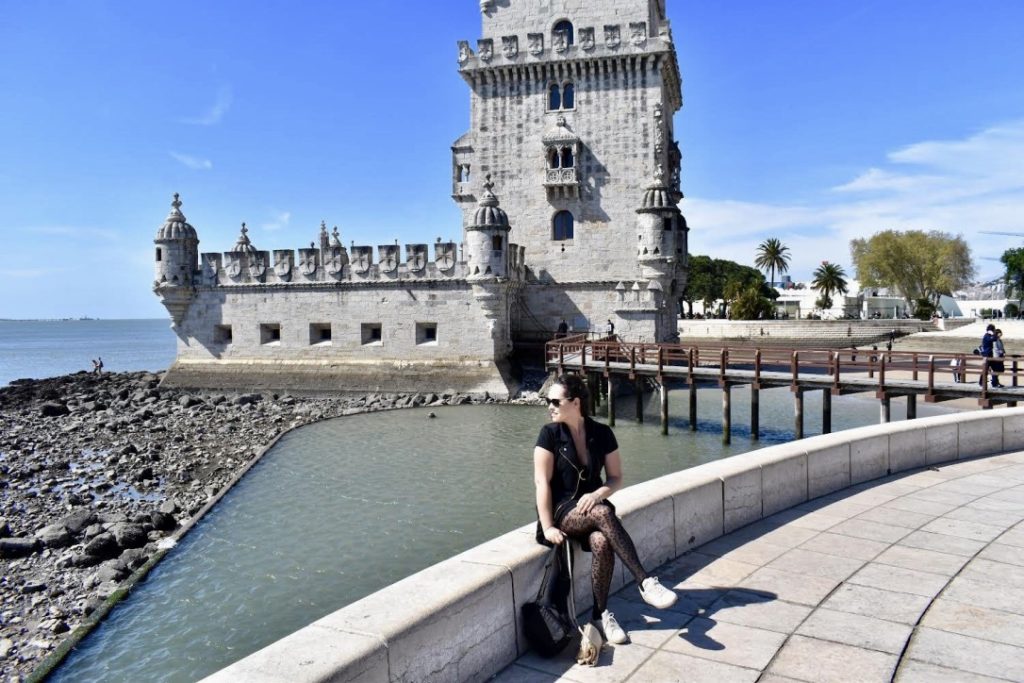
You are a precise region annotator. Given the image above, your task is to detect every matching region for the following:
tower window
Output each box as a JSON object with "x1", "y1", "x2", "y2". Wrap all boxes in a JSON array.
[
  {"x1": 548, "y1": 148, "x2": 560, "y2": 169},
  {"x1": 155, "y1": 248, "x2": 162, "y2": 262},
  {"x1": 562, "y1": 82, "x2": 575, "y2": 109},
  {"x1": 548, "y1": 83, "x2": 561, "y2": 111},
  {"x1": 553, "y1": 211, "x2": 574, "y2": 241},
  {"x1": 361, "y1": 323, "x2": 382, "y2": 345},
  {"x1": 560, "y1": 147, "x2": 574, "y2": 168},
  {"x1": 215, "y1": 324, "x2": 232, "y2": 344},
  {"x1": 492, "y1": 235, "x2": 503, "y2": 251},
  {"x1": 260, "y1": 323, "x2": 281, "y2": 345},
  {"x1": 416, "y1": 322, "x2": 438, "y2": 345},
  {"x1": 553, "y1": 20, "x2": 574, "y2": 45},
  {"x1": 309, "y1": 323, "x2": 332, "y2": 345}
]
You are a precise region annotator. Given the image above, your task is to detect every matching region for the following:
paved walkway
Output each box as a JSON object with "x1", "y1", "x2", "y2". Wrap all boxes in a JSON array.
[{"x1": 495, "y1": 450, "x2": 1024, "y2": 682}]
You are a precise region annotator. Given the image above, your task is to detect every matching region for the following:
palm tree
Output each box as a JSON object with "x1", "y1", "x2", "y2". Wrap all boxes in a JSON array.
[
  {"x1": 811, "y1": 261, "x2": 849, "y2": 312},
  {"x1": 754, "y1": 238, "x2": 791, "y2": 289}
]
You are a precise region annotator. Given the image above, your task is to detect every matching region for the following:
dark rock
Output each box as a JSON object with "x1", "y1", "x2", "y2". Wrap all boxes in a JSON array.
[
  {"x1": 149, "y1": 511, "x2": 177, "y2": 531},
  {"x1": 178, "y1": 395, "x2": 202, "y2": 408},
  {"x1": 118, "y1": 548, "x2": 149, "y2": 571},
  {"x1": 93, "y1": 564, "x2": 127, "y2": 584},
  {"x1": 0, "y1": 537, "x2": 40, "y2": 559},
  {"x1": 83, "y1": 533, "x2": 120, "y2": 560},
  {"x1": 59, "y1": 510, "x2": 97, "y2": 535},
  {"x1": 0, "y1": 518, "x2": 9, "y2": 537},
  {"x1": 20, "y1": 579, "x2": 46, "y2": 594},
  {"x1": 232, "y1": 393, "x2": 261, "y2": 406},
  {"x1": 40, "y1": 402, "x2": 70, "y2": 417},
  {"x1": 119, "y1": 443, "x2": 139, "y2": 456},
  {"x1": 158, "y1": 499, "x2": 179, "y2": 514},
  {"x1": 110, "y1": 523, "x2": 147, "y2": 550},
  {"x1": 69, "y1": 553, "x2": 103, "y2": 568}
]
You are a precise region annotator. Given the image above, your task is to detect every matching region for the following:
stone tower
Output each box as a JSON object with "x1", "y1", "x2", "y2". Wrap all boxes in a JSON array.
[
  {"x1": 153, "y1": 193, "x2": 199, "y2": 326},
  {"x1": 454, "y1": 0, "x2": 687, "y2": 342}
]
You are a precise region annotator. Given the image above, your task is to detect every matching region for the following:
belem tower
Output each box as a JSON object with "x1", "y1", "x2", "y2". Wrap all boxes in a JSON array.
[{"x1": 153, "y1": 0, "x2": 688, "y2": 399}]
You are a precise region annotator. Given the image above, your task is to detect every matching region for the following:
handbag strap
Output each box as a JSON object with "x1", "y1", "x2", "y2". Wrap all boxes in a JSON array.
[
  {"x1": 565, "y1": 541, "x2": 583, "y2": 634},
  {"x1": 534, "y1": 544, "x2": 560, "y2": 602}
]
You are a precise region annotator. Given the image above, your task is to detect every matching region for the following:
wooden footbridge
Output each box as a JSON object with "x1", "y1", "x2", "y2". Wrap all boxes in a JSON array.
[{"x1": 545, "y1": 334, "x2": 1023, "y2": 443}]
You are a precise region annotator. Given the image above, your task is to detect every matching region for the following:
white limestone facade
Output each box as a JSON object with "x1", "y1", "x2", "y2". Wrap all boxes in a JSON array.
[{"x1": 153, "y1": 0, "x2": 688, "y2": 395}]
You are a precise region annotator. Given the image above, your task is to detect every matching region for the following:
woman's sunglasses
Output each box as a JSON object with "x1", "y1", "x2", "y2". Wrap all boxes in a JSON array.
[{"x1": 545, "y1": 397, "x2": 574, "y2": 407}]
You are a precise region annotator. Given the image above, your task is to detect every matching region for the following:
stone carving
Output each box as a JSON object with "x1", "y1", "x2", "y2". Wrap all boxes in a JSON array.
[
  {"x1": 553, "y1": 30, "x2": 568, "y2": 54},
  {"x1": 299, "y1": 249, "x2": 318, "y2": 278},
  {"x1": 378, "y1": 244, "x2": 399, "y2": 273},
  {"x1": 458, "y1": 41, "x2": 472, "y2": 66},
  {"x1": 477, "y1": 39, "x2": 493, "y2": 63},
  {"x1": 479, "y1": 0, "x2": 491, "y2": 13},
  {"x1": 226, "y1": 253, "x2": 243, "y2": 280},
  {"x1": 352, "y1": 246, "x2": 372, "y2": 274},
  {"x1": 202, "y1": 254, "x2": 221, "y2": 285},
  {"x1": 326, "y1": 250, "x2": 346, "y2": 278},
  {"x1": 502, "y1": 35, "x2": 518, "y2": 59},
  {"x1": 318, "y1": 221, "x2": 329, "y2": 252},
  {"x1": 528, "y1": 33, "x2": 544, "y2": 56},
  {"x1": 653, "y1": 103, "x2": 665, "y2": 156},
  {"x1": 249, "y1": 252, "x2": 267, "y2": 281},
  {"x1": 273, "y1": 250, "x2": 292, "y2": 282},
  {"x1": 435, "y1": 241, "x2": 457, "y2": 271},
  {"x1": 407, "y1": 244, "x2": 428, "y2": 272},
  {"x1": 630, "y1": 22, "x2": 647, "y2": 47},
  {"x1": 604, "y1": 25, "x2": 621, "y2": 49},
  {"x1": 579, "y1": 27, "x2": 595, "y2": 51}
]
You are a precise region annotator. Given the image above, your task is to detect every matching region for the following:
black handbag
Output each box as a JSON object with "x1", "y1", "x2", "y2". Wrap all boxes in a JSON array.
[{"x1": 521, "y1": 544, "x2": 572, "y2": 657}]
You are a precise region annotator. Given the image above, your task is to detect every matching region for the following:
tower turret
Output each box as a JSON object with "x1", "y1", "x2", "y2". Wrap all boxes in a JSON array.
[
  {"x1": 153, "y1": 193, "x2": 199, "y2": 326},
  {"x1": 636, "y1": 170, "x2": 682, "y2": 280},
  {"x1": 464, "y1": 175, "x2": 511, "y2": 280}
]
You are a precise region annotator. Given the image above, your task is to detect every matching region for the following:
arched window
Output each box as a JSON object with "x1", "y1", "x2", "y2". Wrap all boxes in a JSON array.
[
  {"x1": 548, "y1": 148, "x2": 560, "y2": 169},
  {"x1": 553, "y1": 20, "x2": 574, "y2": 46},
  {"x1": 492, "y1": 235, "x2": 503, "y2": 251},
  {"x1": 548, "y1": 83, "x2": 561, "y2": 111},
  {"x1": 552, "y1": 211, "x2": 574, "y2": 241},
  {"x1": 562, "y1": 82, "x2": 575, "y2": 109},
  {"x1": 560, "y1": 147, "x2": 574, "y2": 168}
]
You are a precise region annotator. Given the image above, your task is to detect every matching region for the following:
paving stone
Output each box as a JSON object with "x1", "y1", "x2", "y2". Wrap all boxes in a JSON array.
[
  {"x1": 767, "y1": 634, "x2": 898, "y2": 682},
  {"x1": 600, "y1": 595, "x2": 694, "y2": 650},
  {"x1": 921, "y1": 598, "x2": 1024, "y2": 648},
  {"x1": 626, "y1": 650, "x2": 760, "y2": 683},
  {"x1": 977, "y1": 542, "x2": 1024, "y2": 567},
  {"x1": 665, "y1": 617, "x2": 786, "y2": 670},
  {"x1": 794, "y1": 498, "x2": 873, "y2": 519},
  {"x1": 943, "y1": 505, "x2": 1022, "y2": 529},
  {"x1": 665, "y1": 552, "x2": 760, "y2": 587},
  {"x1": 884, "y1": 496, "x2": 959, "y2": 517},
  {"x1": 872, "y1": 544, "x2": 968, "y2": 576},
  {"x1": 738, "y1": 567, "x2": 842, "y2": 607},
  {"x1": 855, "y1": 505, "x2": 935, "y2": 530},
  {"x1": 906, "y1": 626, "x2": 1024, "y2": 680},
  {"x1": 970, "y1": 496, "x2": 1024, "y2": 514},
  {"x1": 489, "y1": 664, "x2": 560, "y2": 682},
  {"x1": 898, "y1": 530, "x2": 987, "y2": 557},
  {"x1": 908, "y1": 488, "x2": 979, "y2": 506},
  {"x1": 796, "y1": 607, "x2": 912, "y2": 654},
  {"x1": 997, "y1": 527, "x2": 1024, "y2": 548},
  {"x1": 757, "y1": 676, "x2": 807, "y2": 683},
  {"x1": 696, "y1": 536, "x2": 791, "y2": 566},
  {"x1": 827, "y1": 518, "x2": 912, "y2": 543},
  {"x1": 961, "y1": 557, "x2": 1024, "y2": 589},
  {"x1": 798, "y1": 532, "x2": 889, "y2": 561},
  {"x1": 706, "y1": 589, "x2": 812, "y2": 634},
  {"x1": 895, "y1": 659, "x2": 1010, "y2": 683},
  {"x1": 943, "y1": 576, "x2": 1024, "y2": 616},
  {"x1": 931, "y1": 478, "x2": 1007, "y2": 497},
  {"x1": 784, "y1": 511, "x2": 845, "y2": 531},
  {"x1": 515, "y1": 641, "x2": 656, "y2": 683},
  {"x1": 846, "y1": 562, "x2": 951, "y2": 598},
  {"x1": 920, "y1": 517, "x2": 1006, "y2": 543},
  {"x1": 821, "y1": 584, "x2": 931, "y2": 625},
  {"x1": 766, "y1": 548, "x2": 865, "y2": 581}
]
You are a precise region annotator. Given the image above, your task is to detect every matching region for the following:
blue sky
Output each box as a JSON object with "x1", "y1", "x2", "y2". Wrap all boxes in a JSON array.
[{"x1": 1, "y1": 0, "x2": 1022, "y2": 319}]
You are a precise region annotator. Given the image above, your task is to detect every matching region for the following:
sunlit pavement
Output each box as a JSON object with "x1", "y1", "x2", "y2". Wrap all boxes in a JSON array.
[{"x1": 495, "y1": 451, "x2": 1024, "y2": 682}]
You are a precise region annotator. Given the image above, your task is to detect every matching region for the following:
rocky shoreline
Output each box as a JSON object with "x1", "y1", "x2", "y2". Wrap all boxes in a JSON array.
[{"x1": 0, "y1": 371, "x2": 533, "y2": 681}]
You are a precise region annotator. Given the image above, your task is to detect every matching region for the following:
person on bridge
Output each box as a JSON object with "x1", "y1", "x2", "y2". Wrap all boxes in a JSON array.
[
  {"x1": 979, "y1": 324, "x2": 996, "y2": 386},
  {"x1": 604, "y1": 319, "x2": 615, "y2": 337},
  {"x1": 991, "y1": 329, "x2": 1006, "y2": 388},
  {"x1": 533, "y1": 373, "x2": 677, "y2": 647},
  {"x1": 555, "y1": 319, "x2": 568, "y2": 339}
]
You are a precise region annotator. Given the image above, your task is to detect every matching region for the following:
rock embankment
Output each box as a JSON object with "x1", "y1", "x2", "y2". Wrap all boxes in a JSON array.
[{"x1": 0, "y1": 371, "x2": 511, "y2": 681}]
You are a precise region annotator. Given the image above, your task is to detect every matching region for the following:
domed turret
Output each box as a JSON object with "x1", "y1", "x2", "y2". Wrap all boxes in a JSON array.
[
  {"x1": 153, "y1": 193, "x2": 199, "y2": 327},
  {"x1": 636, "y1": 169, "x2": 681, "y2": 267},
  {"x1": 465, "y1": 175, "x2": 511, "y2": 279},
  {"x1": 232, "y1": 223, "x2": 258, "y2": 254}
]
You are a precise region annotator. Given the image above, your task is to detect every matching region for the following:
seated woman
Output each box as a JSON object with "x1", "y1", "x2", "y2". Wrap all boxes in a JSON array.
[{"x1": 533, "y1": 374, "x2": 677, "y2": 645}]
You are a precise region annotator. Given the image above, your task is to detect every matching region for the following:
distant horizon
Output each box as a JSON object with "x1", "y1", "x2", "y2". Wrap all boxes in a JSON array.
[{"x1": 2, "y1": 1, "x2": 1022, "y2": 319}]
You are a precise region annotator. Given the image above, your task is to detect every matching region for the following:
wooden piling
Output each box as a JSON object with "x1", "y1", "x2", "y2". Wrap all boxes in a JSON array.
[
  {"x1": 880, "y1": 396, "x2": 891, "y2": 423},
  {"x1": 635, "y1": 376, "x2": 644, "y2": 423},
  {"x1": 794, "y1": 389, "x2": 804, "y2": 439},
  {"x1": 822, "y1": 389, "x2": 832, "y2": 434},
  {"x1": 722, "y1": 384, "x2": 732, "y2": 444},
  {"x1": 689, "y1": 381, "x2": 698, "y2": 431},
  {"x1": 607, "y1": 377, "x2": 616, "y2": 426},
  {"x1": 750, "y1": 385, "x2": 760, "y2": 441},
  {"x1": 906, "y1": 394, "x2": 917, "y2": 420}
]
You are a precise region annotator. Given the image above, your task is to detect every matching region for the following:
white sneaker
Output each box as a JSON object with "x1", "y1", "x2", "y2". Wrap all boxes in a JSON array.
[
  {"x1": 639, "y1": 577, "x2": 677, "y2": 609},
  {"x1": 600, "y1": 610, "x2": 628, "y2": 644}
]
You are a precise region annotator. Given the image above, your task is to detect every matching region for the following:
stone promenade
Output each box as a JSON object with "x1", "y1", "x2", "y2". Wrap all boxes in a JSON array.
[{"x1": 495, "y1": 450, "x2": 1024, "y2": 682}]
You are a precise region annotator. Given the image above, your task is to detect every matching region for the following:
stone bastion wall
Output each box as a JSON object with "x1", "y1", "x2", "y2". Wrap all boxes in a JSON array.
[{"x1": 201, "y1": 407, "x2": 1024, "y2": 683}]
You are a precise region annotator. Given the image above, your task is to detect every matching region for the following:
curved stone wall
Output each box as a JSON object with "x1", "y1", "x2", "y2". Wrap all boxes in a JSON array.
[{"x1": 202, "y1": 408, "x2": 1024, "y2": 683}]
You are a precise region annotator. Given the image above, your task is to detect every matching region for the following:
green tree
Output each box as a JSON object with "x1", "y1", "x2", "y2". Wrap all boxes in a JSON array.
[
  {"x1": 682, "y1": 255, "x2": 770, "y2": 318},
  {"x1": 1001, "y1": 247, "x2": 1024, "y2": 311},
  {"x1": 725, "y1": 281, "x2": 775, "y2": 320},
  {"x1": 754, "y1": 238, "x2": 791, "y2": 289},
  {"x1": 681, "y1": 255, "x2": 716, "y2": 316},
  {"x1": 851, "y1": 230, "x2": 975, "y2": 311},
  {"x1": 811, "y1": 261, "x2": 849, "y2": 312}
]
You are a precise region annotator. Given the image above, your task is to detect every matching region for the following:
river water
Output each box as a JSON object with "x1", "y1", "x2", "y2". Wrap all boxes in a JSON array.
[{"x1": 51, "y1": 390, "x2": 955, "y2": 683}]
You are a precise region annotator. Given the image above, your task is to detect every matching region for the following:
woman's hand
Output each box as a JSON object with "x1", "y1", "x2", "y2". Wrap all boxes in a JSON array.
[
  {"x1": 543, "y1": 526, "x2": 566, "y2": 545},
  {"x1": 576, "y1": 492, "x2": 602, "y2": 515}
]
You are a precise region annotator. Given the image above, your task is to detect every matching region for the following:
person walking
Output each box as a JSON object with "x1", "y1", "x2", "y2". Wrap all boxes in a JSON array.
[
  {"x1": 604, "y1": 319, "x2": 615, "y2": 337},
  {"x1": 556, "y1": 319, "x2": 568, "y2": 339},
  {"x1": 533, "y1": 374, "x2": 677, "y2": 646},
  {"x1": 979, "y1": 324, "x2": 996, "y2": 386},
  {"x1": 991, "y1": 329, "x2": 1006, "y2": 388}
]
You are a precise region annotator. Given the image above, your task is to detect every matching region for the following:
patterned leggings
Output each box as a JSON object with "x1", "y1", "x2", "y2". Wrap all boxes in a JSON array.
[{"x1": 559, "y1": 503, "x2": 649, "y2": 619}]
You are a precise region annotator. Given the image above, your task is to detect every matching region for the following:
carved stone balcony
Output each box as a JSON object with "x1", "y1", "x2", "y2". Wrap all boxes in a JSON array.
[{"x1": 544, "y1": 167, "x2": 580, "y2": 198}]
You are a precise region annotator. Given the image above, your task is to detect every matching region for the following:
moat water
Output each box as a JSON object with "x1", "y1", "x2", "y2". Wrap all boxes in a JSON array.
[{"x1": 51, "y1": 391, "x2": 956, "y2": 683}]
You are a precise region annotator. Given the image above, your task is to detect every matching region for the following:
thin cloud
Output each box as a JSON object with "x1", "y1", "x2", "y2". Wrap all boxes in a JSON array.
[
  {"x1": 180, "y1": 86, "x2": 232, "y2": 126},
  {"x1": 30, "y1": 226, "x2": 119, "y2": 241},
  {"x1": 260, "y1": 211, "x2": 292, "y2": 232},
  {"x1": 686, "y1": 118, "x2": 1024, "y2": 281},
  {"x1": 169, "y1": 152, "x2": 213, "y2": 171}
]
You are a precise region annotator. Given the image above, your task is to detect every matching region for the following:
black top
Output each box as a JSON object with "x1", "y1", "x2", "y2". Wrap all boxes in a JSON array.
[{"x1": 534, "y1": 417, "x2": 619, "y2": 546}]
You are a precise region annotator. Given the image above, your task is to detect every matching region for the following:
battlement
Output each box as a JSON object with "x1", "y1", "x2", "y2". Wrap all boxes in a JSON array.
[
  {"x1": 475, "y1": 0, "x2": 669, "y2": 45},
  {"x1": 196, "y1": 239, "x2": 525, "y2": 287}
]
